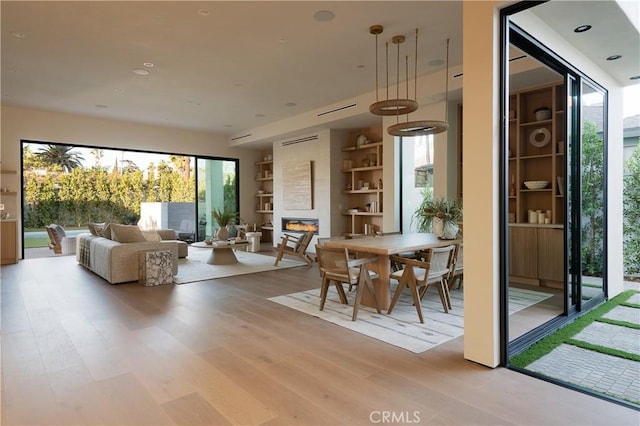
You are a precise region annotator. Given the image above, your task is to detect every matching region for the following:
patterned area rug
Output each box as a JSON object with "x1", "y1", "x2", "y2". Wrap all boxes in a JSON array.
[
  {"x1": 269, "y1": 286, "x2": 552, "y2": 353},
  {"x1": 174, "y1": 249, "x2": 306, "y2": 284}
]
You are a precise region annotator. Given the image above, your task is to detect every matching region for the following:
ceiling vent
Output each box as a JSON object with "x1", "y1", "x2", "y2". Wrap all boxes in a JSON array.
[
  {"x1": 230, "y1": 133, "x2": 252, "y2": 142},
  {"x1": 317, "y1": 103, "x2": 357, "y2": 117},
  {"x1": 281, "y1": 135, "x2": 319, "y2": 147}
]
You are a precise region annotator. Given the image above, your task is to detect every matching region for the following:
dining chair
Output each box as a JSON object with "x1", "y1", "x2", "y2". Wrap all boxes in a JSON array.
[
  {"x1": 387, "y1": 244, "x2": 456, "y2": 323},
  {"x1": 449, "y1": 243, "x2": 464, "y2": 290},
  {"x1": 315, "y1": 245, "x2": 381, "y2": 321}
]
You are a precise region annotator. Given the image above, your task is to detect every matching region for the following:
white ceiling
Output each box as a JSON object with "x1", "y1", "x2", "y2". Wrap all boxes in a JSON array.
[{"x1": 2, "y1": 1, "x2": 638, "y2": 144}]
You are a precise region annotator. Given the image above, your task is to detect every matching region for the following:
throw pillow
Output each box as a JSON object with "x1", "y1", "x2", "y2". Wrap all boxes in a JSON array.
[
  {"x1": 142, "y1": 230, "x2": 162, "y2": 242},
  {"x1": 101, "y1": 223, "x2": 114, "y2": 240},
  {"x1": 110, "y1": 224, "x2": 146, "y2": 243},
  {"x1": 88, "y1": 222, "x2": 104, "y2": 236}
]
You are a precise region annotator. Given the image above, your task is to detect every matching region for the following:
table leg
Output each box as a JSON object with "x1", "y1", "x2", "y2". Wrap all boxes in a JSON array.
[
  {"x1": 207, "y1": 247, "x2": 239, "y2": 265},
  {"x1": 361, "y1": 255, "x2": 391, "y2": 310}
]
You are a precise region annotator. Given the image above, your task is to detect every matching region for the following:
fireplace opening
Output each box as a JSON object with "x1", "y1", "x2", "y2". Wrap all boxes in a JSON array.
[{"x1": 281, "y1": 217, "x2": 319, "y2": 234}]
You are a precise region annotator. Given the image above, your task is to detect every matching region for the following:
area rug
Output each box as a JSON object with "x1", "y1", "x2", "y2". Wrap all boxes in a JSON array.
[
  {"x1": 174, "y1": 249, "x2": 307, "y2": 284},
  {"x1": 268, "y1": 286, "x2": 553, "y2": 353}
]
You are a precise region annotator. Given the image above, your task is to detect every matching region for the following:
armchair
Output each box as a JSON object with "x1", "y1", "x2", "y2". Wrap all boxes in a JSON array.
[{"x1": 273, "y1": 231, "x2": 314, "y2": 266}]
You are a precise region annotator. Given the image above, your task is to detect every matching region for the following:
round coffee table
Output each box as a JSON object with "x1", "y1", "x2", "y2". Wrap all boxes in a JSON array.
[{"x1": 191, "y1": 241, "x2": 250, "y2": 265}]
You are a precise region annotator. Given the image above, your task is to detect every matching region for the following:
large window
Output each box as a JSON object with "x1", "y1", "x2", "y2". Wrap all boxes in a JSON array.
[{"x1": 20, "y1": 141, "x2": 238, "y2": 256}]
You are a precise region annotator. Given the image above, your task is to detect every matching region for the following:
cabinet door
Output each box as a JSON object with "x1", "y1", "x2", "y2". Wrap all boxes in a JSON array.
[
  {"x1": 509, "y1": 227, "x2": 537, "y2": 278},
  {"x1": 537, "y1": 227, "x2": 564, "y2": 282},
  {"x1": 1, "y1": 221, "x2": 17, "y2": 265}
]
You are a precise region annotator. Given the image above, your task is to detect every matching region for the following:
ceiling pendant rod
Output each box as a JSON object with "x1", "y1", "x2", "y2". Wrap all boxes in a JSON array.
[
  {"x1": 444, "y1": 38, "x2": 450, "y2": 123},
  {"x1": 369, "y1": 25, "x2": 418, "y2": 117}
]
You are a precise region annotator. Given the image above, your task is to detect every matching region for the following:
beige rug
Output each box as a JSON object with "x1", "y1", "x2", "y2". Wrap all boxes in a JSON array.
[
  {"x1": 174, "y1": 248, "x2": 307, "y2": 284},
  {"x1": 269, "y1": 286, "x2": 553, "y2": 353}
]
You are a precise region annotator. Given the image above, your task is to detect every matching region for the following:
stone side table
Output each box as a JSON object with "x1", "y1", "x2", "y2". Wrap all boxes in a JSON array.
[{"x1": 138, "y1": 249, "x2": 173, "y2": 286}]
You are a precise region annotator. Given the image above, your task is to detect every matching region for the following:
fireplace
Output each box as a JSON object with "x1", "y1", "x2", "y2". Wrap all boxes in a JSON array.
[{"x1": 281, "y1": 217, "x2": 319, "y2": 234}]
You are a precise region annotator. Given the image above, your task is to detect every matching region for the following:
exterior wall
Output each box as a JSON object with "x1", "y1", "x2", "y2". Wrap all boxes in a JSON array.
[
  {"x1": 0, "y1": 105, "x2": 261, "y2": 256},
  {"x1": 462, "y1": 0, "x2": 502, "y2": 368}
]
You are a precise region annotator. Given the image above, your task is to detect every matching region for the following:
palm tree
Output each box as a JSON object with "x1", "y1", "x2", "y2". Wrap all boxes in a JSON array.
[{"x1": 36, "y1": 145, "x2": 84, "y2": 173}]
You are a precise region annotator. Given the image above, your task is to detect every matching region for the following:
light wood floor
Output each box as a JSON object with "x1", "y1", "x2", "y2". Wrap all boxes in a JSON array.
[{"x1": 1, "y1": 250, "x2": 637, "y2": 425}]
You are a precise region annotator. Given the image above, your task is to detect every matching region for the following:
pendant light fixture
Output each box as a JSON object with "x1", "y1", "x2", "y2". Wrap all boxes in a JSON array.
[
  {"x1": 387, "y1": 38, "x2": 451, "y2": 137},
  {"x1": 369, "y1": 25, "x2": 418, "y2": 116}
]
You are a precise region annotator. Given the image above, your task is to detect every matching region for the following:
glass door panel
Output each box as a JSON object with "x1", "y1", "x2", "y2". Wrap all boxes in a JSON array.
[
  {"x1": 195, "y1": 158, "x2": 239, "y2": 241},
  {"x1": 579, "y1": 81, "x2": 606, "y2": 304}
]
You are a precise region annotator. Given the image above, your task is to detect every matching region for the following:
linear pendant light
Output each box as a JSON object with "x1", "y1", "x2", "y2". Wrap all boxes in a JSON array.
[
  {"x1": 369, "y1": 25, "x2": 418, "y2": 116},
  {"x1": 388, "y1": 37, "x2": 450, "y2": 137}
]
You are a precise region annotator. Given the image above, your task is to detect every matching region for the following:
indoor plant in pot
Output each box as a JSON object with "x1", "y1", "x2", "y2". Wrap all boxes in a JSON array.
[
  {"x1": 413, "y1": 197, "x2": 462, "y2": 239},
  {"x1": 211, "y1": 207, "x2": 237, "y2": 240}
]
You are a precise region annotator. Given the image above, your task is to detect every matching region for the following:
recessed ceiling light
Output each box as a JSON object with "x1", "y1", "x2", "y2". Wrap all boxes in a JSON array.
[
  {"x1": 606, "y1": 55, "x2": 622, "y2": 61},
  {"x1": 132, "y1": 69, "x2": 149, "y2": 76},
  {"x1": 285, "y1": 102, "x2": 297, "y2": 107},
  {"x1": 143, "y1": 62, "x2": 154, "y2": 68},
  {"x1": 279, "y1": 37, "x2": 288, "y2": 43},
  {"x1": 357, "y1": 65, "x2": 365, "y2": 69},
  {"x1": 630, "y1": 75, "x2": 640, "y2": 80},
  {"x1": 574, "y1": 25, "x2": 592, "y2": 33},
  {"x1": 255, "y1": 113, "x2": 265, "y2": 118},
  {"x1": 95, "y1": 104, "x2": 108, "y2": 109},
  {"x1": 428, "y1": 59, "x2": 445, "y2": 66},
  {"x1": 313, "y1": 10, "x2": 335, "y2": 22},
  {"x1": 224, "y1": 124, "x2": 233, "y2": 128},
  {"x1": 198, "y1": 9, "x2": 210, "y2": 16},
  {"x1": 10, "y1": 31, "x2": 25, "y2": 38}
]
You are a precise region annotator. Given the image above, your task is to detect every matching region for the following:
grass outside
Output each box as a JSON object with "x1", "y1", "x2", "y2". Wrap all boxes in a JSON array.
[
  {"x1": 23, "y1": 226, "x2": 87, "y2": 249},
  {"x1": 511, "y1": 289, "x2": 640, "y2": 368}
]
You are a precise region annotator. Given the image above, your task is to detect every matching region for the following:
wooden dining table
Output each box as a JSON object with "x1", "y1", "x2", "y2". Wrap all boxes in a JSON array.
[{"x1": 323, "y1": 233, "x2": 462, "y2": 309}]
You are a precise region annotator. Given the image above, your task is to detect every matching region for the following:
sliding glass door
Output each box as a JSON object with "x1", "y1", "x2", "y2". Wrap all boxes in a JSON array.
[{"x1": 195, "y1": 158, "x2": 239, "y2": 241}]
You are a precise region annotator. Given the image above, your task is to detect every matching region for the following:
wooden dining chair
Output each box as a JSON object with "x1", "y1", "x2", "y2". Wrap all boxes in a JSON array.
[
  {"x1": 315, "y1": 245, "x2": 381, "y2": 321},
  {"x1": 387, "y1": 245, "x2": 456, "y2": 323}
]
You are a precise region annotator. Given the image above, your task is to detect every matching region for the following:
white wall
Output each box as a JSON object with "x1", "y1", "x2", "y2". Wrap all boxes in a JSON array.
[{"x1": 1, "y1": 105, "x2": 262, "y2": 256}]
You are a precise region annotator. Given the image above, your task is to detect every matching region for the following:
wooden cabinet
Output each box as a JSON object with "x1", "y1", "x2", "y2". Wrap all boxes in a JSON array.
[
  {"x1": 537, "y1": 227, "x2": 564, "y2": 282},
  {"x1": 255, "y1": 154, "x2": 273, "y2": 240},
  {"x1": 509, "y1": 224, "x2": 563, "y2": 287},
  {"x1": 341, "y1": 137, "x2": 383, "y2": 236},
  {"x1": 1, "y1": 220, "x2": 17, "y2": 265},
  {"x1": 508, "y1": 82, "x2": 565, "y2": 225}
]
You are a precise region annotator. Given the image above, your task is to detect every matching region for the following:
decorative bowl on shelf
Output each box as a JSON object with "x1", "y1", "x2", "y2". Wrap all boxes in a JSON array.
[
  {"x1": 524, "y1": 180, "x2": 549, "y2": 190},
  {"x1": 534, "y1": 107, "x2": 551, "y2": 121}
]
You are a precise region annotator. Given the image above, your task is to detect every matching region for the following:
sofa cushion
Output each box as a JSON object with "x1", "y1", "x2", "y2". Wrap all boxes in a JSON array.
[
  {"x1": 142, "y1": 230, "x2": 162, "y2": 242},
  {"x1": 156, "y1": 229, "x2": 178, "y2": 240},
  {"x1": 110, "y1": 224, "x2": 146, "y2": 243}
]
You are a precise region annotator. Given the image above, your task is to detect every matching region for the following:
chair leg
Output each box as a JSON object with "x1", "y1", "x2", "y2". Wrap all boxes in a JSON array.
[
  {"x1": 436, "y1": 281, "x2": 449, "y2": 313},
  {"x1": 319, "y1": 277, "x2": 330, "y2": 311},
  {"x1": 408, "y1": 281, "x2": 424, "y2": 323},
  {"x1": 334, "y1": 282, "x2": 349, "y2": 305},
  {"x1": 352, "y1": 279, "x2": 365, "y2": 321},
  {"x1": 387, "y1": 276, "x2": 408, "y2": 315},
  {"x1": 362, "y1": 273, "x2": 381, "y2": 315},
  {"x1": 273, "y1": 248, "x2": 284, "y2": 266},
  {"x1": 443, "y1": 280, "x2": 453, "y2": 310}
]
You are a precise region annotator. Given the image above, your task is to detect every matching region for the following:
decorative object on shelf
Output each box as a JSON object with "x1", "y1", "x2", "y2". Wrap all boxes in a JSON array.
[
  {"x1": 557, "y1": 176, "x2": 565, "y2": 196},
  {"x1": 363, "y1": 157, "x2": 371, "y2": 167},
  {"x1": 558, "y1": 140, "x2": 565, "y2": 154},
  {"x1": 355, "y1": 134, "x2": 369, "y2": 148},
  {"x1": 368, "y1": 25, "x2": 418, "y2": 117},
  {"x1": 529, "y1": 127, "x2": 551, "y2": 147},
  {"x1": 524, "y1": 180, "x2": 549, "y2": 190},
  {"x1": 534, "y1": 106, "x2": 551, "y2": 121},
  {"x1": 413, "y1": 197, "x2": 462, "y2": 239},
  {"x1": 387, "y1": 36, "x2": 450, "y2": 137},
  {"x1": 378, "y1": 178, "x2": 383, "y2": 190},
  {"x1": 510, "y1": 174, "x2": 516, "y2": 196}
]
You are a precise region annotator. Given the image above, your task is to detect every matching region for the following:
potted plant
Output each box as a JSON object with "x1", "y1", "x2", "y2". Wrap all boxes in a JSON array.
[
  {"x1": 413, "y1": 196, "x2": 462, "y2": 239},
  {"x1": 211, "y1": 207, "x2": 237, "y2": 240}
]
